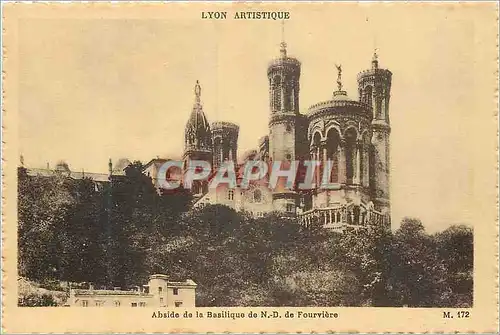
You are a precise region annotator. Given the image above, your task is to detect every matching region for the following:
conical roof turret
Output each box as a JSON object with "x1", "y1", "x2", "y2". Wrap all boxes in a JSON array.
[{"x1": 184, "y1": 80, "x2": 212, "y2": 153}]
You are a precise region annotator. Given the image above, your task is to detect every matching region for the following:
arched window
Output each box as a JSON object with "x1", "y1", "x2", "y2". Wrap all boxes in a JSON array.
[
  {"x1": 365, "y1": 86, "x2": 373, "y2": 106},
  {"x1": 283, "y1": 79, "x2": 290, "y2": 111},
  {"x1": 344, "y1": 128, "x2": 358, "y2": 184},
  {"x1": 353, "y1": 206, "x2": 361, "y2": 225},
  {"x1": 273, "y1": 75, "x2": 282, "y2": 111},
  {"x1": 326, "y1": 128, "x2": 341, "y2": 183}
]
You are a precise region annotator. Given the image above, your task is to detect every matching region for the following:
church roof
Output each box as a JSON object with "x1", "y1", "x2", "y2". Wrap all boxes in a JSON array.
[
  {"x1": 184, "y1": 81, "x2": 213, "y2": 152},
  {"x1": 185, "y1": 80, "x2": 210, "y2": 131},
  {"x1": 267, "y1": 38, "x2": 301, "y2": 74},
  {"x1": 186, "y1": 106, "x2": 210, "y2": 135},
  {"x1": 307, "y1": 64, "x2": 370, "y2": 118}
]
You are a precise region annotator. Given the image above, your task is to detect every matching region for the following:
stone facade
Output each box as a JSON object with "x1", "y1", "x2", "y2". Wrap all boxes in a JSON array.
[
  {"x1": 212, "y1": 121, "x2": 239, "y2": 169},
  {"x1": 67, "y1": 274, "x2": 196, "y2": 308},
  {"x1": 179, "y1": 41, "x2": 392, "y2": 231}
]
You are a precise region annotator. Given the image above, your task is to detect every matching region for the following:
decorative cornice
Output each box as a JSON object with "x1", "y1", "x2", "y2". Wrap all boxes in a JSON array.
[
  {"x1": 269, "y1": 112, "x2": 297, "y2": 126},
  {"x1": 211, "y1": 121, "x2": 239, "y2": 132},
  {"x1": 371, "y1": 120, "x2": 391, "y2": 132},
  {"x1": 307, "y1": 100, "x2": 372, "y2": 121},
  {"x1": 357, "y1": 68, "x2": 392, "y2": 82},
  {"x1": 267, "y1": 58, "x2": 301, "y2": 75}
]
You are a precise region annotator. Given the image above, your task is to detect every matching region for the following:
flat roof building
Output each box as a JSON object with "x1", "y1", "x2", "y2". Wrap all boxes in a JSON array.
[{"x1": 68, "y1": 274, "x2": 197, "y2": 308}]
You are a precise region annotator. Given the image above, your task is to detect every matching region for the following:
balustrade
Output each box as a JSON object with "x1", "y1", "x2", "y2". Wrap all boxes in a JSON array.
[{"x1": 297, "y1": 204, "x2": 386, "y2": 230}]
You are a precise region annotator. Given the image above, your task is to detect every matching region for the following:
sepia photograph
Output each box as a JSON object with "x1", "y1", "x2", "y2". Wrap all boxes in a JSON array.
[{"x1": 2, "y1": 2, "x2": 498, "y2": 333}]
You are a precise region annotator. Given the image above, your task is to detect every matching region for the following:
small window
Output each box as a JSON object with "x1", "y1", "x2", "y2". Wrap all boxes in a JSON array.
[
  {"x1": 131, "y1": 302, "x2": 138, "y2": 307},
  {"x1": 158, "y1": 287, "x2": 163, "y2": 294},
  {"x1": 95, "y1": 301, "x2": 104, "y2": 307},
  {"x1": 114, "y1": 301, "x2": 121, "y2": 307},
  {"x1": 139, "y1": 302, "x2": 146, "y2": 307},
  {"x1": 227, "y1": 189, "x2": 234, "y2": 200},
  {"x1": 286, "y1": 204, "x2": 294, "y2": 212},
  {"x1": 82, "y1": 300, "x2": 88, "y2": 307},
  {"x1": 286, "y1": 124, "x2": 292, "y2": 132},
  {"x1": 253, "y1": 189, "x2": 262, "y2": 203},
  {"x1": 173, "y1": 288, "x2": 179, "y2": 295},
  {"x1": 160, "y1": 297, "x2": 164, "y2": 304},
  {"x1": 175, "y1": 301, "x2": 183, "y2": 307}
]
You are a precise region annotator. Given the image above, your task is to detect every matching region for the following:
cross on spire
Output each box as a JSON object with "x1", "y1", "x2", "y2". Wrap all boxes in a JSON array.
[
  {"x1": 280, "y1": 19, "x2": 287, "y2": 57},
  {"x1": 372, "y1": 47, "x2": 379, "y2": 69}
]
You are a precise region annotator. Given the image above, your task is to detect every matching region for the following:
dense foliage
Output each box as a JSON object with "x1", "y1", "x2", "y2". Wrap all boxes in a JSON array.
[{"x1": 18, "y1": 165, "x2": 473, "y2": 307}]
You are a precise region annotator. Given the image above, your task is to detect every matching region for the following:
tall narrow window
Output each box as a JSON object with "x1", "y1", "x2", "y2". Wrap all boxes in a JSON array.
[
  {"x1": 273, "y1": 75, "x2": 282, "y2": 111},
  {"x1": 365, "y1": 86, "x2": 373, "y2": 106},
  {"x1": 173, "y1": 288, "x2": 179, "y2": 296},
  {"x1": 228, "y1": 189, "x2": 234, "y2": 200}
]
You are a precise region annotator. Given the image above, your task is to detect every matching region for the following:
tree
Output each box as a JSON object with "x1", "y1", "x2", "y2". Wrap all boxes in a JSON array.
[
  {"x1": 389, "y1": 218, "x2": 448, "y2": 307},
  {"x1": 18, "y1": 168, "x2": 77, "y2": 281},
  {"x1": 434, "y1": 225, "x2": 473, "y2": 307}
]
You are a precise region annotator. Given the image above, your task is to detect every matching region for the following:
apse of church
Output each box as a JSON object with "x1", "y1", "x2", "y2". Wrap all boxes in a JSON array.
[
  {"x1": 306, "y1": 52, "x2": 392, "y2": 217},
  {"x1": 181, "y1": 34, "x2": 392, "y2": 230}
]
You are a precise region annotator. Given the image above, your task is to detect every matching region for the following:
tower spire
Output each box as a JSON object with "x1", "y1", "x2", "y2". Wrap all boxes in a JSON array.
[
  {"x1": 372, "y1": 48, "x2": 379, "y2": 69},
  {"x1": 280, "y1": 19, "x2": 287, "y2": 57}
]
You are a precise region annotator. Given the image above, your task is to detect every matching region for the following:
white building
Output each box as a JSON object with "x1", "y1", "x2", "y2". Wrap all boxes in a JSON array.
[{"x1": 68, "y1": 274, "x2": 197, "y2": 308}]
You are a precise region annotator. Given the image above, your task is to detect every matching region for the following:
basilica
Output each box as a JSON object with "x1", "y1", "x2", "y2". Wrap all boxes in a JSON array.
[{"x1": 181, "y1": 38, "x2": 393, "y2": 232}]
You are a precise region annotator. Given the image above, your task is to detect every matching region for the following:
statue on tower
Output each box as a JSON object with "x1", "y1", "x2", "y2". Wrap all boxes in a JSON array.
[
  {"x1": 194, "y1": 80, "x2": 201, "y2": 104},
  {"x1": 335, "y1": 64, "x2": 343, "y2": 91}
]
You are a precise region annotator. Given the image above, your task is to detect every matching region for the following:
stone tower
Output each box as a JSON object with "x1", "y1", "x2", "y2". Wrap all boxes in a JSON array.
[
  {"x1": 267, "y1": 37, "x2": 301, "y2": 162},
  {"x1": 183, "y1": 80, "x2": 213, "y2": 194},
  {"x1": 357, "y1": 52, "x2": 392, "y2": 214},
  {"x1": 211, "y1": 121, "x2": 239, "y2": 169},
  {"x1": 267, "y1": 31, "x2": 301, "y2": 214}
]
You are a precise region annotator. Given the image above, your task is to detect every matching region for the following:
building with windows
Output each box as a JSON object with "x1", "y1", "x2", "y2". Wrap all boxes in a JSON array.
[
  {"x1": 67, "y1": 274, "x2": 196, "y2": 308},
  {"x1": 179, "y1": 35, "x2": 392, "y2": 232},
  {"x1": 20, "y1": 158, "x2": 132, "y2": 191}
]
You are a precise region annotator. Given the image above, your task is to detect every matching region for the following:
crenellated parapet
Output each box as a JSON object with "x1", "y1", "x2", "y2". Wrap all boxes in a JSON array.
[
  {"x1": 211, "y1": 121, "x2": 239, "y2": 168},
  {"x1": 267, "y1": 57, "x2": 301, "y2": 75},
  {"x1": 211, "y1": 121, "x2": 239, "y2": 132}
]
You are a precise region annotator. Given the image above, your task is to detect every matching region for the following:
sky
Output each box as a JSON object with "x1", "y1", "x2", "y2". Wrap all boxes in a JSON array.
[{"x1": 16, "y1": 4, "x2": 497, "y2": 232}]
